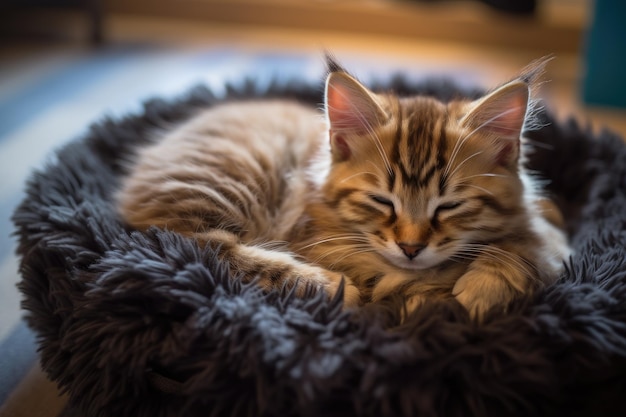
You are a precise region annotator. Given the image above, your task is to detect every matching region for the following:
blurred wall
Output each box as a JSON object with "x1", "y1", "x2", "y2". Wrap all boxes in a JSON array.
[{"x1": 104, "y1": 0, "x2": 586, "y2": 54}]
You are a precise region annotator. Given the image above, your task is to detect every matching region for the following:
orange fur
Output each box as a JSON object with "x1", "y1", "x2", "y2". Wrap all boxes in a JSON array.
[{"x1": 117, "y1": 59, "x2": 570, "y2": 321}]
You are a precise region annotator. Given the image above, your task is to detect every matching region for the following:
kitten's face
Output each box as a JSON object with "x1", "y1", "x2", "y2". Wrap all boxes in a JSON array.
[{"x1": 324, "y1": 70, "x2": 529, "y2": 272}]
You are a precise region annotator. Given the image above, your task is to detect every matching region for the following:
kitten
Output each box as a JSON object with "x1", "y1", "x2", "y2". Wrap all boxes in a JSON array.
[{"x1": 116, "y1": 57, "x2": 570, "y2": 321}]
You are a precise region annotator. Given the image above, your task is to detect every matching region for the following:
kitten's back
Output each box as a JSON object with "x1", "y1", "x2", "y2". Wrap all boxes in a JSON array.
[{"x1": 117, "y1": 100, "x2": 326, "y2": 243}]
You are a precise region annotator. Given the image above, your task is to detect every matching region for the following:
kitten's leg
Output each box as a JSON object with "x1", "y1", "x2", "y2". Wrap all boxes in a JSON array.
[
  {"x1": 452, "y1": 246, "x2": 535, "y2": 321},
  {"x1": 199, "y1": 230, "x2": 361, "y2": 307}
]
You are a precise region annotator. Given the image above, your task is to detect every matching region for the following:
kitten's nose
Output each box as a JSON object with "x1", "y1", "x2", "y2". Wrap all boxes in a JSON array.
[{"x1": 397, "y1": 242, "x2": 426, "y2": 260}]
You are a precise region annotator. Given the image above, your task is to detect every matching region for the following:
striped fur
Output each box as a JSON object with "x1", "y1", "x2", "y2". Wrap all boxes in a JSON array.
[{"x1": 117, "y1": 59, "x2": 570, "y2": 321}]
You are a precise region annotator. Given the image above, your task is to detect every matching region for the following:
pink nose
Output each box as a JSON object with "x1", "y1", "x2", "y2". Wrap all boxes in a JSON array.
[{"x1": 397, "y1": 242, "x2": 426, "y2": 260}]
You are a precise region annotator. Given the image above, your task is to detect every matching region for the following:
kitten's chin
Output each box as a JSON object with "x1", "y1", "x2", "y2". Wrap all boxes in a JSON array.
[{"x1": 381, "y1": 251, "x2": 443, "y2": 271}]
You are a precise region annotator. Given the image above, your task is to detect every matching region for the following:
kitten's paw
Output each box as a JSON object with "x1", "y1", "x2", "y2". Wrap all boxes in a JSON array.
[
  {"x1": 400, "y1": 293, "x2": 427, "y2": 323},
  {"x1": 452, "y1": 271, "x2": 516, "y2": 322},
  {"x1": 292, "y1": 265, "x2": 361, "y2": 308},
  {"x1": 326, "y1": 272, "x2": 361, "y2": 309}
]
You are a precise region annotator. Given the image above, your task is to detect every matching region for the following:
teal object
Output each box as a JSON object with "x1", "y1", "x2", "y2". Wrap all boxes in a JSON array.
[{"x1": 582, "y1": 0, "x2": 626, "y2": 108}]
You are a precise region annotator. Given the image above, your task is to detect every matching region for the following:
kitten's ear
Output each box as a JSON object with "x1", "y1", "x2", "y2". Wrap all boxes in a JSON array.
[
  {"x1": 325, "y1": 52, "x2": 346, "y2": 74},
  {"x1": 461, "y1": 80, "x2": 529, "y2": 169},
  {"x1": 325, "y1": 71, "x2": 387, "y2": 161},
  {"x1": 461, "y1": 56, "x2": 550, "y2": 169}
]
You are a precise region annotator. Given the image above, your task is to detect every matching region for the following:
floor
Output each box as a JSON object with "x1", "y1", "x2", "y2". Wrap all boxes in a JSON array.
[
  {"x1": 98, "y1": 13, "x2": 626, "y2": 137},
  {"x1": 1, "y1": 8, "x2": 625, "y2": 416}
]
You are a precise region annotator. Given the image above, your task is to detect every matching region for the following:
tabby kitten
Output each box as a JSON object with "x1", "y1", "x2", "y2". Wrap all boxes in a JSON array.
[{"x1": 116, "y1": 57, "x2": 570, "y2": 321}]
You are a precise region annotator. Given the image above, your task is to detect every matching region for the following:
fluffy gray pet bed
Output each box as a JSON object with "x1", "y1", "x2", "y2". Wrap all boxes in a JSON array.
[{"x1": 13, "y1": 75, "x2": 626, "y2": 417}]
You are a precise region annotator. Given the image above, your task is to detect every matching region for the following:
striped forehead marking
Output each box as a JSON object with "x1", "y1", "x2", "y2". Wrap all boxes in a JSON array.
[{"x1": 390, "y1": 99, "x2": 449, "y2": 193}]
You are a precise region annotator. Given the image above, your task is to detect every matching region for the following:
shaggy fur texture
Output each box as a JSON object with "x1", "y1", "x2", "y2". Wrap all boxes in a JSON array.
[{"x1": 13, "y1": 77, "x2": 626, "y2": 417}]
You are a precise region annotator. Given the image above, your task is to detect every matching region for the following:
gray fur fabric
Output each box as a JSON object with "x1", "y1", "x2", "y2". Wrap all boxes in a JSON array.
[{"x1": 12, "y1": 77, "x2": 626, "y2": 417}]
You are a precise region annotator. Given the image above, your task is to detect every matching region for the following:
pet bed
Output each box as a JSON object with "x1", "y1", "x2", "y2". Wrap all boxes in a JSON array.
[{"x1": 12, "y1": 75, "x2": 626, "y2": 417}]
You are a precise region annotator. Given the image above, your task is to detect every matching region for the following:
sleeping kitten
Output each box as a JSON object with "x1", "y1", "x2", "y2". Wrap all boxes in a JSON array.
[{"x1": 116, "y1": 57, "x2": 570, "y2": 321}]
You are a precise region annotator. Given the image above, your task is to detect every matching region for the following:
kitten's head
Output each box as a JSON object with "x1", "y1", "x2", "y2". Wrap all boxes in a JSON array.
[{"x1": 322, "y1": 58, "x2": 546, "y2": 271}]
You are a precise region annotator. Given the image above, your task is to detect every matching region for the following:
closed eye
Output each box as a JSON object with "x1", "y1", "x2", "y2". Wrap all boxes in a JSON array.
[
  {"x1": 435, "y1": 200, "x2": 464, "y2": 215},
  {"x1": 370, "y1": 194, "x2": 394, "y2": 209}
]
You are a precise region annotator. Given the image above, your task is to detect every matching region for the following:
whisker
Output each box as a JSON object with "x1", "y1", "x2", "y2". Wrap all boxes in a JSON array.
[
  {"x1": 454, "y1": 244, "x2": 536, "y2": 278},
  {"x1": 328, "y1": 248, "x2": 376, "y2": 269},
  {"x1": 454, "y1": 252, "x2": 531, "y2": 278},
  {"x1": 456, "y1": 173, "x2": 509, "y2": 182},
  {"x1": 313, "y1": 245, "x2": 372, "y2": 265},
  {"x1": 461, "y1": 183, "x2": 494, "y2": 196},
  {"x1": 444, "y1": 122, "x2": 483, "y2": 180},
  {"x1": 253, "y1": 240, "x2": 290, "y2": 251},
  {"x1": 522, "y1": 138, "x2": 554, "y2": 150},
  {"x1": 448, "y1": 151, "x2": 483, "y2": 178},
  {"x1": 366, "y1": 129, "x2": 393, "y2": 176},
  {"x1": 296, "y1": 234, "x2": 370, "y2": 251},
  {"x1": 340, "y1": 170, "x2": 381, "y2": 184}
]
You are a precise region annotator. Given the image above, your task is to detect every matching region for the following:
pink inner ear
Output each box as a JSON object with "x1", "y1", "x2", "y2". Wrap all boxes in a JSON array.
[
  {"x1": 326, "y1": 82, "x2": 367, "y2": 133},
  {"x1": 476, "y1": 85, "x2": 528, "y2": 140},
  {"x1": 325, "y1": 73, "x2": 388, "y2": 162},
  {"x1": 484, "y1": 101, "x2": 527, "y2": 138},
  {"x1": 484, "y1": 103, "x2": 525, "y2": 167},
  {"x1": 465, "y1": 82, "x2": 529, "y2": 168}
]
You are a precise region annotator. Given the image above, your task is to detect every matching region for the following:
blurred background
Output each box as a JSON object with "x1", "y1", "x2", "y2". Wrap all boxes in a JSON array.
[{"x1": 0, "y1": 0, "x2": 624, "y2": 415}]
